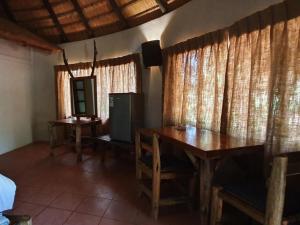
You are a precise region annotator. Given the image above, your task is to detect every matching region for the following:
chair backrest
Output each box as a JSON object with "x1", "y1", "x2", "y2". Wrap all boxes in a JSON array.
[
  {"x1": 135, "y1": 129, "x2": 161, "y2": 171},
  {"x1": 265, "y1": 151, "x2": 300, "y2": 225},
  {"x1": 284, "y1": 152, "x2": 300, "y2": 177}
]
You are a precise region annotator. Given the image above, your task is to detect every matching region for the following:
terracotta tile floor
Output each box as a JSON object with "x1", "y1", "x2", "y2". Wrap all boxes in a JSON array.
[{"x1": 1, "y1": 142, "x2": 201, "y2": 225}]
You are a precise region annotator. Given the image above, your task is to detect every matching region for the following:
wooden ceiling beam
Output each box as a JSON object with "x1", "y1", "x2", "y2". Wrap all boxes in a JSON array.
[
  {"x1": 70, "y1": 0, "x2": 94, "y2": 38},
  {"x1": 0, "y1": 18, "x2": 61, "y2": 52},
  {"x1": 20, "y1": 9, "x2": 76, "y2": 24},
  {"x1": 0, "y1": 0, "x2": 17, "y2": 22},
  {"x1": 31, "y1": 19, "x2": 82, "y2": 31},
  {"x1": 155, "y1": 0, "x2": 168, "y2": 13},
  {"x1": 20, "y1": 2, "x2": 93, "y2": 23},
  {"x1": 21, "y1": 9, "x2": 117, "y2": 31},
  {"x1": 130, "y1": 6, "x2": 157, "y2": 19},
  {"x1": 121, "y1": 0, "x2": 139, "y2": 8},
  {"x1": 13, "y1": 0, "x2": 69, "y2": 12},
  {"x1": 21, "y1": 7, "x2": 114, "y2": 25},
  {"x1": 42, "y1": 0, "x2": 68, "y2": 42},
  {"x1": 18, "y1": 0, "x2": 126, "y2": 24},
  {"x1": 107, "y1": 0, "x2": 129, "y2": 28}
]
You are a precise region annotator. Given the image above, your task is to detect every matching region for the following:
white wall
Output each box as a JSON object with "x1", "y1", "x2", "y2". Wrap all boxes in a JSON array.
[
  {"x1": 32, "y1": 52, "x2": 59, "y2": 141},
  {"x1": 33, "y1": 0, "x2": 282, "y2": 140},
  {"x1": 0, "y1": 39, "x2": 34, "y2": 154}
]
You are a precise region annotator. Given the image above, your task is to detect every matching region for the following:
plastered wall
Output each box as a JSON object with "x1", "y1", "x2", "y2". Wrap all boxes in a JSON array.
[{"x1": 0, "y1": 39, "x2": 34, "y2": 154}]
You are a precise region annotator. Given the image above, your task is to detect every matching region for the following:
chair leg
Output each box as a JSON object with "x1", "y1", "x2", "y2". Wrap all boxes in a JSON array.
[
  {"x1": 136, "y1": 165, "x2": 142, "y2": 179},
  {"x1": 152, "y1": 173, "x2": 160, "y2": 220},
  {"x1": 136, "y1": 166, "x2": 143, "y2": 198},
  {"x1": 152, "y1": 204, "x2": 159, "y2": 220},
  {"x1": 100, "y1": 144, "x2": 106, "y2": 163},
  {"x1": 188, "y1": 173, "x2": 197, "y2": 209},
  {"x1": 210, "y1": 186, "x2": 223, "y2": 225}
]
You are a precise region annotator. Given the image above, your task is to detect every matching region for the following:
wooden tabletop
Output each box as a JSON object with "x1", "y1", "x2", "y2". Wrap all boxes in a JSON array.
[
  {"x1": 154, "y1": 126, "x2": 264, "y2": 159},
  {"x1": 49, "y1": 118, "x2": 102, "y2": 126}
]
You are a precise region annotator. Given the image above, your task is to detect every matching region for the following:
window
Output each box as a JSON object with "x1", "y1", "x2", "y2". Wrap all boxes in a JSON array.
[
  {"x1": 55, "y1": 54, "x2": 141, "y2": 122},
  {"x1": 163, "y1": 0, "x2": 299, "y2": 154}
]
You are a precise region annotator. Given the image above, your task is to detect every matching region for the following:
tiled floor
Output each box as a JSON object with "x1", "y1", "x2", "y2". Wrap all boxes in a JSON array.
[{"x1": 1, "y1": 142, "x2": 201, "y2": 225}]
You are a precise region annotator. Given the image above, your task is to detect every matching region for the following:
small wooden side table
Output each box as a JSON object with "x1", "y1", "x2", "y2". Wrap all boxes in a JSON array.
[{"x1": 48, "y1": 118, "x2": 101, "y2": 162}]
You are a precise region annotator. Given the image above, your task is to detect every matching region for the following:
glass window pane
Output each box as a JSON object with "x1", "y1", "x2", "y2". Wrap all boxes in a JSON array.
[
  {"x1": 77, "y1": 91, "x2": 85, "y2": 101},
  {"x1": 79, "y1": 102, "x2": 86, "y2": 113},
  {"x1": 76, "y1": 81, "x2": 84, "y2": 89}
]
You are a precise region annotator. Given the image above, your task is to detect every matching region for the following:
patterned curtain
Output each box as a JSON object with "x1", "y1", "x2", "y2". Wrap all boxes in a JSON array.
[
  {"x1": 55, "y1": 54, "x2": 141, "y2": 122},
  {"x1": 163, "y1": 0, "x2": 299, "y2": 155}
]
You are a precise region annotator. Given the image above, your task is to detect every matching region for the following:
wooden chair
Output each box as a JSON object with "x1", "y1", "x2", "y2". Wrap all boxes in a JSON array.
[
  {"x1": 210, "y1": 152, "x2": 300, "y2": 225},
  {"x1": 135, "y1": 129, "x2": 197, "y2": 220}
]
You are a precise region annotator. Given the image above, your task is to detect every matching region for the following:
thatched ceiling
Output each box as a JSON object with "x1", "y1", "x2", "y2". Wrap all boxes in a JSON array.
[{"x1": 0, "y1": 0, "x2": 190, "y2": 44}]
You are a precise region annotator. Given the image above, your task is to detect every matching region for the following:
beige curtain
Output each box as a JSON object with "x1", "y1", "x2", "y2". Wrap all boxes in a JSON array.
[
  {"x1": 55, "y1": 54, "x2": 141, "y2": 121},
  {"x1": 222, "y1": 15, "x2": 272, "y2": 142},
  {"x1": 96, "y1": 61, "x2": 138, "y2": 120},
  {"x1": 223, "y1": 0, "x2": 300, "y2": 154},
  {"x1": 163, "y1": 31, "x2": 229, "y2": 132},
  {"x1": 163, "y1": 0, "x2": 299, "y2": 154},
  {"x1": 56, "y1": 65, "x2": 91, "y2": 119},
  {"x1": 266, "y1": 1, "x2": 300, "y2": 154}
]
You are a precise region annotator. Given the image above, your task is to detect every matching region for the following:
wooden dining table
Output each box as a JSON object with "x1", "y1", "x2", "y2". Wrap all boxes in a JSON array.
[
  {"x1": 153, "y1": 126, "x2": 264, "y2": 225},
  {"x1": 48, "y1": 118, "x2": 102, "y2": 162}
]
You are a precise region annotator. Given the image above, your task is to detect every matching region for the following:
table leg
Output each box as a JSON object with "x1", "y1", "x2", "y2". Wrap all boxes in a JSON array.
[
  {"x1": 199, "y1": 159, "x2": 215, "y2": 225},
  {"x1": 48, "y1": 123, "x2": 55, "y2": 156},
  {"x1": 91, "y1": 124, "x2": 97, "y2": 151},
  {"x1": 76, "y1": 125, "x2": 82, "y2": 162},
  {"x1": 183, "y1": 151, "x2": 199, "y2": 209},
  {"x1": 184, "y1": 151, "x2": 199, "y2": 170}
]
